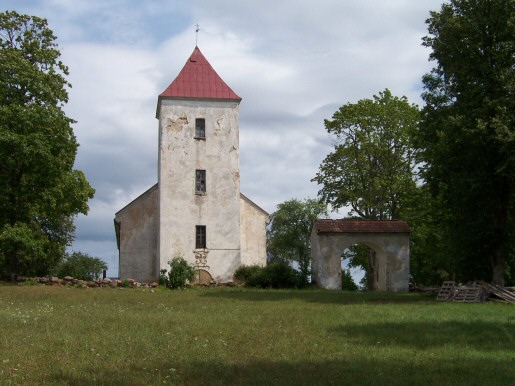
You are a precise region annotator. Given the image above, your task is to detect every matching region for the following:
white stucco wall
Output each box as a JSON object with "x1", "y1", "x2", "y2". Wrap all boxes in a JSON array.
[
  {"x1": 240, "y1": 194, "x2": 269, "y2": 267},
  {"x1": 115, "y1": 185, "x2": 158, "y2": 282},
  {"x1": 158, "y1": 98, "x2": 241, "y2": 282}
]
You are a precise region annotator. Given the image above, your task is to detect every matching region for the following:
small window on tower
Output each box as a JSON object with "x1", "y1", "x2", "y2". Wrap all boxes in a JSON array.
[
  {"x1": 196, "y1": 225, "x2": 206, "y2": 249},
  {"x1": 195, "y1": 170, "x2": 206, "y2": 194},
  {"x1": 195, "y1": 118, "x2": 205, "y2": 139}
]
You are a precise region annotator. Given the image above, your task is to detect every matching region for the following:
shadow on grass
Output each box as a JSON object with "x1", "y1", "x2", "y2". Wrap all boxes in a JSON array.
[
  {"x1": 51, "y1": 355, "x2": 515, "y2": 386},
  {"x1": 330, "y1": 320, "x2": 515, "y2": 351},
  {"x1": 198, "y1": 287, "x2": 435, "y2": 305}
]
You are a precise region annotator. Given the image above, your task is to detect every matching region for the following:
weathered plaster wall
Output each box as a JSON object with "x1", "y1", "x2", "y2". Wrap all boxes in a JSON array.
[
  {"x1": 115, "y1": 185, "x2": 158, "y2": 282},
  {"x1": 158, "y1": 99, "x2": 241, "y2": 282},
  {"x1": 311, "y1": 231, "x2": 410, "y2": 291},
  {"x1": 240, "y1": 194, "x2": 269, "y2": 267}
]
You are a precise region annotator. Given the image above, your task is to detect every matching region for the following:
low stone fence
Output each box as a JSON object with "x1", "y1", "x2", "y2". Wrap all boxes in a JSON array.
[{"x1": 12, "y1": 275, "x2": 159, "y2": 289}]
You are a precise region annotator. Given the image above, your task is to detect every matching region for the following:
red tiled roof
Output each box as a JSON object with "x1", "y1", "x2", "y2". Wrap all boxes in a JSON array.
[
  {"x1": 159, "y1": 46, "x2": 241, "y2": 101},
  {"x1": 314, "y1": 219, "x2": 410, "y2": 234}
]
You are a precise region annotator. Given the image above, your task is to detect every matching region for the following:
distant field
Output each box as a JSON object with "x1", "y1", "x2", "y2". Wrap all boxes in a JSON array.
[{"x1": 0, "y1": 285, "x2": 513, "y2": 385}]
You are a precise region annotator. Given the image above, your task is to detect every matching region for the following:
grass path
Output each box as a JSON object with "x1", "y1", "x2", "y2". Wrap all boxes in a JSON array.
[{"x1": 0, "y1": 285, "x2": 514, "y2": 385}]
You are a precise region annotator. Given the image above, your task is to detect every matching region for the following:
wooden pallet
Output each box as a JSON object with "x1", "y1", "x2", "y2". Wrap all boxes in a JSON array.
[
  {"x1": 436, "y1": 280, "x2": 515, "y2": 304},
  {"x1": 437, "y1": 281, "x2": 455, "y2": 301},
  {"x1": 452, "y1": 286, "x2": 485, "y2": 302},
  {"x1": 477, "y1": 281, "x2": 515, "y2": 303}
]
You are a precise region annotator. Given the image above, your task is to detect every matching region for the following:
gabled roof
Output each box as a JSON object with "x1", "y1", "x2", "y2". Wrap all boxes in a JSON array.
[
  {"x1": 159, "y1": 46, "x2": 241, "y2": 101},
  {"x1": 313, "y1": 219, "x2": 410, "y2": 234},
  {"x1": 114, "y1": 183, "x2": 158, "y2": 217},
  {"x1": 240, "y1": 193, "x2": 270, "y2": 218}
]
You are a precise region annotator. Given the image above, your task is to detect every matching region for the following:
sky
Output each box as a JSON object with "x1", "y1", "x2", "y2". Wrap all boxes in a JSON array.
[{"x1": 4, "y1": 0, "x2": 444, "y2": 276}]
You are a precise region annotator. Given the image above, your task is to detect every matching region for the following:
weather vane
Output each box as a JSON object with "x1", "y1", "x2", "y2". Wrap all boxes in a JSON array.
[{"x1": 195, "y1": 23, "x2": 200, "y2": 46}]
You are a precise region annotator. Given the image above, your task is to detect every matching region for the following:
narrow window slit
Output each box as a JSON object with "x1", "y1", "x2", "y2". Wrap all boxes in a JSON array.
[
  {"x1": 195, "y1": 170, "x2": 206, "y2": 194},
  {"x1": 196, "y1": 225, "x2": 206, "y2": 249}
]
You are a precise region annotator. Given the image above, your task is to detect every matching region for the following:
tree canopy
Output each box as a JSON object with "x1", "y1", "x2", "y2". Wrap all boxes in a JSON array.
[
  {"x1": 268, "y1": 198, "x2": 328, "y2": 285},
  {"x1": 313, "y1": 89, "x2": 419, "y2": 220},
  {"x1": 417, "y1": 0, "x2": 515, "y2": 285},
  {"x1": 0, "y1": 11, "x2": 95, "y2": 277},
  {"x1": 312, "y1": 90, "x2": 419, "y2": 289},
  {"x1": 55, "y1": 251, "x2": 107, "y2": 281}
]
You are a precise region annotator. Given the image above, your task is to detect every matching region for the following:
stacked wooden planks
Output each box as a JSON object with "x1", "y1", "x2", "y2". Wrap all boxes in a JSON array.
[{"x1": 436, "y1": 280, "x2": 515, "y2": 303}]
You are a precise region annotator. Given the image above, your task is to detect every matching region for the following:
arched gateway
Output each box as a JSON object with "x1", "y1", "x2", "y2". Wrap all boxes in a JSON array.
[{"x1": 311, "y1": 220, "x2": 410, "y2": 291}]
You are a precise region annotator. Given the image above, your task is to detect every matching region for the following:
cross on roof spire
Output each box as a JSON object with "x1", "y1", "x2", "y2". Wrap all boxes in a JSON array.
[{"x1": 195, "y1": 23, "x2": 199, "y2": 46}]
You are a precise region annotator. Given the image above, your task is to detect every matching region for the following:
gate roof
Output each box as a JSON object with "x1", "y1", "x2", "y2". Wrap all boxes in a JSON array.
[{"x1": 313, "y1": 219, "x2": 410, "y2": 234}]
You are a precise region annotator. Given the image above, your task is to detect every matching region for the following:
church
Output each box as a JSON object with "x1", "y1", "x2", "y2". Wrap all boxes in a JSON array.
[{"x1": 114, "y1": 46, "x2": 269, "y2": 284}]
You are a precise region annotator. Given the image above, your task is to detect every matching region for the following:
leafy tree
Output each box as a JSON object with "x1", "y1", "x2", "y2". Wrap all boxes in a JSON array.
[
  {"x1": 313, "y1": 89, "x2": 419, "y2": 220},
  {"x1": 268, "y1": 198, "x2": 328, "y2": 285},
  {"x1": 402, "y1": 185, "x2": 452, "y2": 286},
  {"x1": 55, "y1": 251, "x2": 107, "y2": 280},
  {"x1": 418, "y1": 0, "x2": 515, "y2": 285},
  {"x1": 313, "y1": 90, "x2": 419, "y2": 289},
  {"x1": 0, "y1": 11, "x2": 94, "y2": 277},
  {"x1": 341, "y1": 267, "x2": 359, "y2": 291},
  {"x1": 342, "y1": 243, "x2": 373, "y2": 290}
]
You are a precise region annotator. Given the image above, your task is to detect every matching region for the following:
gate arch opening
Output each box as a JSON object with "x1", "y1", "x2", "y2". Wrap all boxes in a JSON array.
[{"x1": 342, "y1": 243, "x2": 382, "y2": 291}]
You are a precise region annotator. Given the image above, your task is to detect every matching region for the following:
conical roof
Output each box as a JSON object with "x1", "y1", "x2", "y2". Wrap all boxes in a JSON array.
[{"x1": 159, "y1": 46, "x2": 241, "y2": 101}]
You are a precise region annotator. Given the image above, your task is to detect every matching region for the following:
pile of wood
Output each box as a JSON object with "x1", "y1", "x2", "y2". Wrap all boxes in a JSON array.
[{"x1": 436, "y1": 280, "x2": 515, "y2": 303}]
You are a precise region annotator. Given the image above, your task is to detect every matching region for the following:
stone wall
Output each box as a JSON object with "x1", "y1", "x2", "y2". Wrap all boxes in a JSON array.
[{"x1": 11, "y1": 275, "x2": 159, "y2": 289}]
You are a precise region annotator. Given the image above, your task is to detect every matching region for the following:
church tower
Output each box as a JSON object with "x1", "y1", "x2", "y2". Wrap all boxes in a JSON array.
[
  {"x1": 156, "y1": 46, "x2": 242, "y2": 282},
  {"x1": 115, "y1": 46, "x2": 268, "y2": 284}
]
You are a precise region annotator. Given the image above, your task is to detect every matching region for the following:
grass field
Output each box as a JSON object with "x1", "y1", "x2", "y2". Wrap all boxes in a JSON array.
[{"x1": 0, "y1": 285, "x2": 514, "y2": 385}]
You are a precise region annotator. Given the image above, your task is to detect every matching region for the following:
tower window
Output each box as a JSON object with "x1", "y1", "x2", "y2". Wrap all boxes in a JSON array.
[
  {"x1": 196, "y1": 170, "x2": 206, "y2": 193},
  {"x1": 195, "y1": 118, "x2": 205, "y2": 138},
  {"x1": 196, "y1": 225, "x2": 207, "y2": 249}
]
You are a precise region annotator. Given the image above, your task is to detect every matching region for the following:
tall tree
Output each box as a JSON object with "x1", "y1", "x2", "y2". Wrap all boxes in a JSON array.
[
  {"x1": 0, "y1": 11, "x2": 94, "y2": 277},
  {"x1": 313, "y1": 89, "x2": 419, "y2": 289},
  {"x1": 313, "y1": 89, "x2": 419, "y2": 220},
  {"x1": 268, "y1": 198, "x2": 328, "y2": 285},
  {"x1": 418, "y1": 0, "x2": 515, "y2": 286}
]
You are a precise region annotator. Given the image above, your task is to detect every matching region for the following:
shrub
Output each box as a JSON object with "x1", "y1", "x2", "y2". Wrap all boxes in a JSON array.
[
  {"x1": 234, "y1": 265, "x2": 262, "y2": 282},
  {"x1": 120, "y1": 279, "x2": 131, "y2": 288},
  {"x1": 55, "y1": 252, "x2": 107, "y2": 281},
  {"x1": 160, "y1": 256, "x2": 195, "y2": 289},
  {"x1": 266, "y1": 262, "x2": 304, "y2": 288},
  {"x1": 24, "y1": 278, "x2": 39, "y2": 286},
  {"x1": 158, "y1": 269, "x2": 168, "y2": 286},
  {"x1": 239, "y1": 262, "x2": 303, "y2": 289},
  {"x1": 246, "y1": 267, "x2": 272, "y2": 288}
]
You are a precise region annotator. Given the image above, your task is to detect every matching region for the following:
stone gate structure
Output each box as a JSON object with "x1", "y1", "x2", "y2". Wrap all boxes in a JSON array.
[{"x1": 311, "y1": 219, "x2": 410, "y2": 291}]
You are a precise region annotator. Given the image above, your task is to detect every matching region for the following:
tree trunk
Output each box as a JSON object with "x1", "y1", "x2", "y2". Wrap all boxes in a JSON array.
[
  {"x1": 367, "y1": 249, "x2": 378, "y2": 290},
  {"x1": 491, "y1": 185, "x2": 509, "y2": 287},
  {"x1": 9, "y1": 251, "x2": 18, "y2": 281},
  {"x1": 492, "y1": 247, "x2": 505, "y2": 287}
]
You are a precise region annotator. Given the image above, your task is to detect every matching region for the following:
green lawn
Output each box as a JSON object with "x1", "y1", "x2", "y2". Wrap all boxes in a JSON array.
[{"x1": 0, "y1": 285, "x2": 513, "y2": 385}]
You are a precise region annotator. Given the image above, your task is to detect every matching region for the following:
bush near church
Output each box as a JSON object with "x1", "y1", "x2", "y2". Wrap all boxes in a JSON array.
[
  {"x1": 234, "y1": 262, "x2": 304, "y2": 288},
  {"x1": 159, "y1": 256, "x2": 196, "y2": 289},
  {"x1": 55, "y1": 252, "x2": 107, "y2": 281}
]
